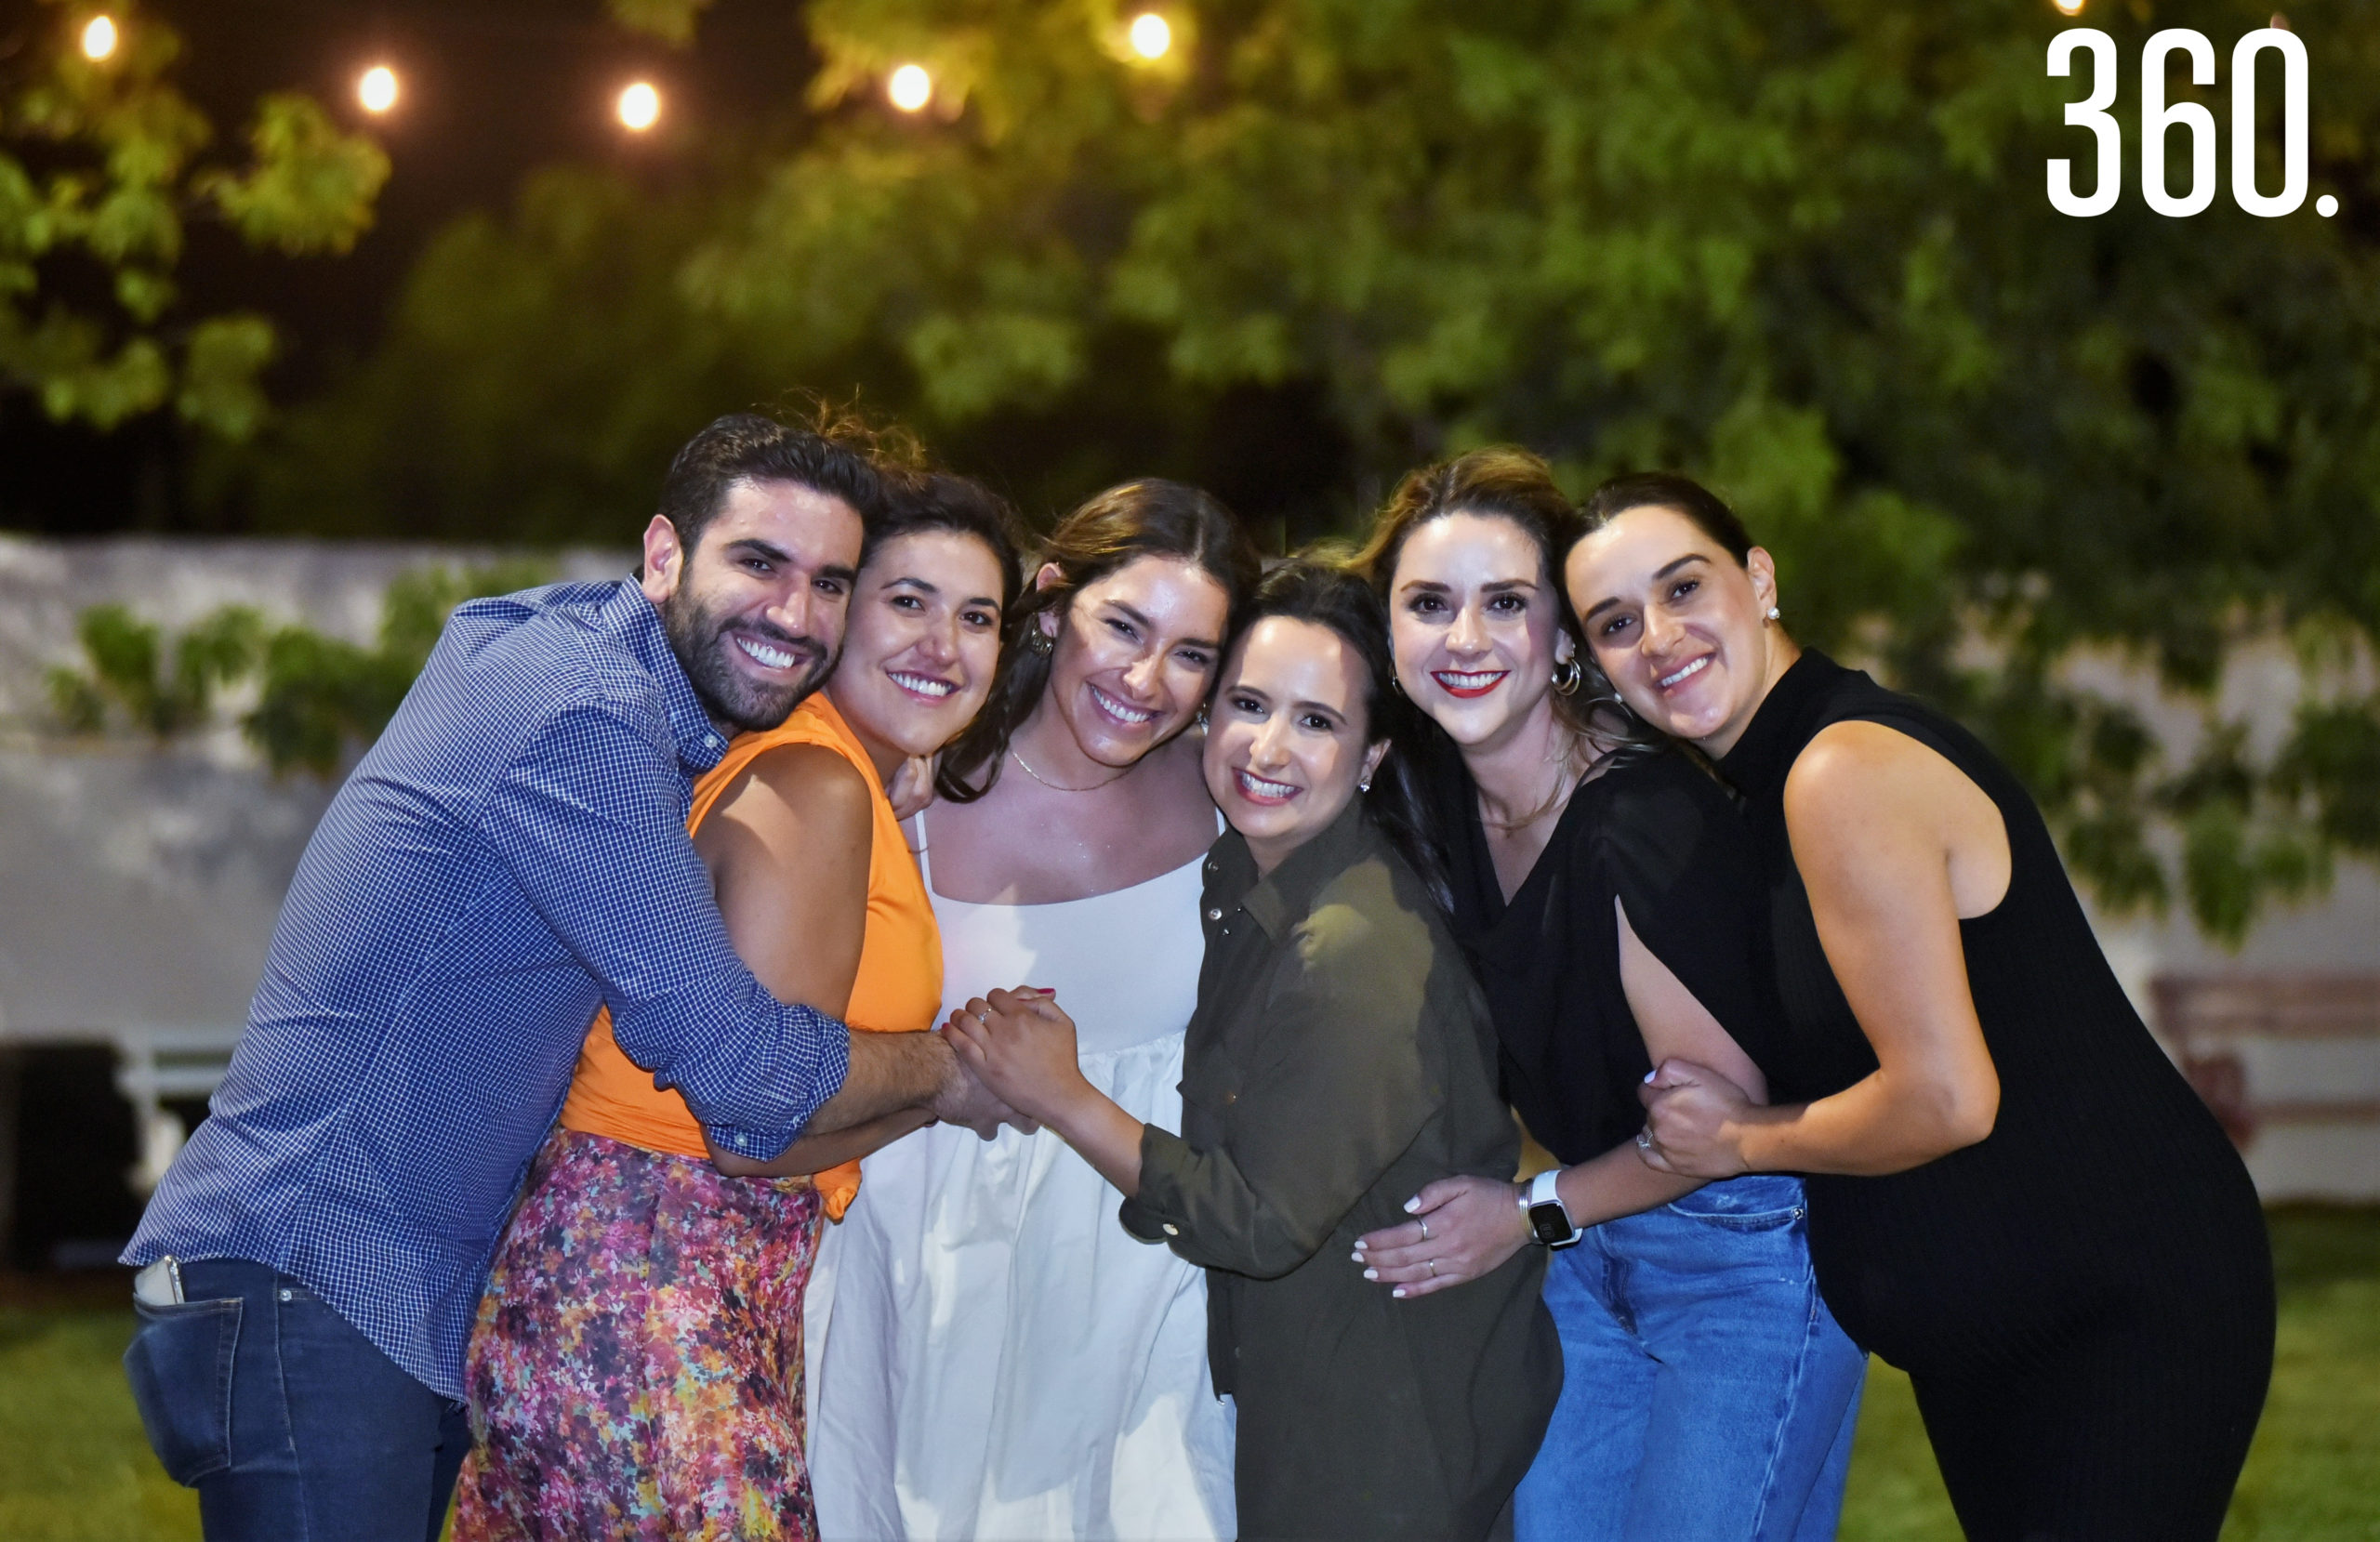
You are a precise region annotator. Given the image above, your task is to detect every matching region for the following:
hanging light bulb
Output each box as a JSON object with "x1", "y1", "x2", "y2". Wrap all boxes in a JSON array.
[
  {"x1": 617, "y1": 81, "x2": 661, "y2": 131},
  {"x1": 80, "y1": 14, "x2": 119, "y2": 60},
  {"x1": 2053, "y1": 0, "x2": 2085, "y2": 14},
  {"x1": 358, "y1": 65, "x2": 399, "y2": 114},
  {"x1": 888, "y1": 63, "x2": 933, "y2": 112},
  {"x1": 1128, "y1": 13, "x2": 1172, "y2": 59}
]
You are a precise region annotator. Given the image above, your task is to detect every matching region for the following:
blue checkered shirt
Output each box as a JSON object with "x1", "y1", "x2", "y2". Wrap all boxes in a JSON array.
[{"x1": 125, "y1": 579, "x2": 851, "y2": 1399}]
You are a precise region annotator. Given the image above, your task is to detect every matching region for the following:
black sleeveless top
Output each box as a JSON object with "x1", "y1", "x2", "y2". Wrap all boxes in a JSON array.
[
  {"x1": 1718, "y1": 651, "x2": 2267, "y2": 1375},
  {"x1": 1435, "y1": 741, "x2": 1786, "y2": 1166}
]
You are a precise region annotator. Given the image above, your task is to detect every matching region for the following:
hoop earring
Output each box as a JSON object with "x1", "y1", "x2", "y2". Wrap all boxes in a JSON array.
[{"x1": 1551, "y1": 655, "x2": 1584, "y2": 697}]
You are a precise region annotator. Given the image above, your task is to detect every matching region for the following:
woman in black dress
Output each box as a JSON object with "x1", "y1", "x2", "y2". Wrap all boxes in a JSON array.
[
  {"x1": 1564, "y1": 472, "x2": 2273, "y2": 1541},
  {"x1": 1347, "y1": 452, "x2": 1865, "y2": 1542}
]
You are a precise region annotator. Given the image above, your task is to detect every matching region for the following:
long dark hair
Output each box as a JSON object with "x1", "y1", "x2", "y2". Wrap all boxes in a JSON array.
[
  {"x1": 1576, "y1": 470, "x2": 1755, "y2": 564},
  {"x1": 1354, "y1": 446, "x2": 1657, "y2": 755},
  {"x1": 936, "y1": 478, "x2": 1263, "y2": 802},
  {"x1": 1223, "y1": 558, "x2": 1453, "y2": 912},
  {"x1": 864, "y1": 471, "x2": 1028, "y2": 616}
]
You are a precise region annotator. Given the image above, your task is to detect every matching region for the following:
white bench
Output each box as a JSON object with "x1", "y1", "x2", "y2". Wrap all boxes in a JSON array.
[{"x1": 2152, "y1": 975, "x2": 2380, "y2": 1202}]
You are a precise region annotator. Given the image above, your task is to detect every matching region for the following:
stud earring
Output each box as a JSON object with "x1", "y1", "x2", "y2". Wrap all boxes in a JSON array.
[
  {"x1": 1765, "y1": 606, "x2": 1781, "y2": 622},
  {"x1": 1357, "y1": 776, "x2": 1373, "y2": 793}
]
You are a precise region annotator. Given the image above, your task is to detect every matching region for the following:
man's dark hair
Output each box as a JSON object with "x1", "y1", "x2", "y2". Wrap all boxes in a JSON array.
[{"x1": 655, "y1": 411, "x2": 897, "y2": 554}]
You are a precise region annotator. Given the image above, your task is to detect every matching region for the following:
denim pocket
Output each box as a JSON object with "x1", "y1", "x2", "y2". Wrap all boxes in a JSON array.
[
  {"x1": 1664, "y1": 1175, "x2": 1807, "y2": 1232},
  {"x1": 123, "y1": 1295, "x2": 243, "y2": 1485}
]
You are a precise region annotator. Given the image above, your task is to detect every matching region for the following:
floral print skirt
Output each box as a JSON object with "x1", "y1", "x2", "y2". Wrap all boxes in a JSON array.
[{"x1": 454, "y1": 1127, "x2": 826, "y2": 1542}]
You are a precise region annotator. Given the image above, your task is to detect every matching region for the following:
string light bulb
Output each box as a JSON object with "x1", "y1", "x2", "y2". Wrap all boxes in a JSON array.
[
  {"x1": 358, "y1": 65, "x2": 399, "y2": 114},
  {"x1": 1128, "y1": 13, "x2": 1172, "y2": 59},
  {"x1": 2053, "y1": 0, "x2": 2085, "y2": 14},
  {"x1": 617, "y1": 81, "x2": 661, "y2": 131},
  {"x1": 80, "y1": 14, "x2": 118, "y2": 60},
  {"x1": 888, "y1": 63, "x2": 932, "y2": 112}
]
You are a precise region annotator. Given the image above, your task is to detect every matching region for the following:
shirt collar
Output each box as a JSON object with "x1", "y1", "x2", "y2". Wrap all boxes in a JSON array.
[
  {"x1": 1226, "y1": 796, "x2": 1380, "y2": 942},
  {"x1": 1715, "y1": 646, "x2": 1844, "y2": 801},
  {"x1": 600, "y1": 579, "x2": 729, "y2": 775}
]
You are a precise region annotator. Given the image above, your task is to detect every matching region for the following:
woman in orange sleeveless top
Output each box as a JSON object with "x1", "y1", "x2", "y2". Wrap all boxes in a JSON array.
[{"x1": 456, "y1": 475, "x2": 1022, "y2": 1542}]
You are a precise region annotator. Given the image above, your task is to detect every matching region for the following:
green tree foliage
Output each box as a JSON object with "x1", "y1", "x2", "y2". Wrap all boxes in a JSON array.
[
  {"x1": 245, "y1": 561, "x2": 550, "y2": 774},
  {"x1": 45, "y1": 562, "x2": 549, "y2": 772},
  {"x1": 227, "y1": 169, "x2": 789, "y2": 545},
  {"x1": 1, "y1": 0, "x2": 387, "y2": 438},
  {"x1": 236, "y1": 0, "x2": 2379, "y2": 942},
  {"x1": 45, "y1": 601, "x2": 263, "y2": 736}
]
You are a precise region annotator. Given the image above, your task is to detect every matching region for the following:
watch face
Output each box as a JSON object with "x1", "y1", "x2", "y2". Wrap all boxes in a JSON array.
[{"x1": 1528, "y1": 1204, "x2": 1573, "y2": 1246}]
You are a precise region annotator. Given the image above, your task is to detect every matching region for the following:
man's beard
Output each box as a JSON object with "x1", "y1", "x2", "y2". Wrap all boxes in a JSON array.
[{"x1": 660, "y1": 583, "x2": 837, "y2": 732}]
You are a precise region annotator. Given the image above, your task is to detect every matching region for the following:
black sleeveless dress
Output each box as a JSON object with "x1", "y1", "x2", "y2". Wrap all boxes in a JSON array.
[
  {"x1": 1718, "y1": 652, "x2": 2272, "y2": 1542},
  {"x1": 1429, "y1": 741, "x2": 1784, "y2": 1166}
]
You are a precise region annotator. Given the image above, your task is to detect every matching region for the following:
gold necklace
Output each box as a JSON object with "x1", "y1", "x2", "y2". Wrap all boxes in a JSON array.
[
  {"x1": 1010, "y1": 745, "x2": 1130, "y2": 794},
  {"x1": 1478, "y1": 744, "x2": 1584, "y2": 833}
]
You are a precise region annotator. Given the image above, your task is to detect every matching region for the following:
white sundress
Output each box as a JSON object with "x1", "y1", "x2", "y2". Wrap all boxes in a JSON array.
[{"x1": 805, "y1": 817, "x2": 1236, "y2": 1542}]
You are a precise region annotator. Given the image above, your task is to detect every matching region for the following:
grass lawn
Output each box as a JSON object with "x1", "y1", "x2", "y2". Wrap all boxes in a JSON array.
[{"x1": 4, "y1": 1206, "x2": 2374, "y2": 1540}]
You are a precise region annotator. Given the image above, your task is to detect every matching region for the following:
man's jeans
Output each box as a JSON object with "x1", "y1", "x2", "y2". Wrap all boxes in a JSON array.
[
  {"x1": 1513, "y1": 1175, "x2": 1868, "y2": 1542},
  {"x1": 122, "y1": 1257, "x2": 470, "y2": 1541}
]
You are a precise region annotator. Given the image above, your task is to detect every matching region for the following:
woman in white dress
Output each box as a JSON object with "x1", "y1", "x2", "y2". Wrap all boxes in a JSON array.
[{"x1": 808, "y1": 480, "x2": 1262, "y2": 1542}]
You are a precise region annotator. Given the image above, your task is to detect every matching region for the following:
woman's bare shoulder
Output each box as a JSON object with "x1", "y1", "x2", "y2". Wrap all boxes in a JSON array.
[
  {"x1": 1786, "y1": 719, "x2": 1970, "y2": 812},
  {"x1": 699, "y1": 742, "x2": 873, "y2": 857}
]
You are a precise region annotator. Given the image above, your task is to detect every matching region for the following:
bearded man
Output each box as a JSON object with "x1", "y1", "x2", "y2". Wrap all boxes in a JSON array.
[{"x1": 120, "y1": 414, "x2": 1010, "y2": 1541}]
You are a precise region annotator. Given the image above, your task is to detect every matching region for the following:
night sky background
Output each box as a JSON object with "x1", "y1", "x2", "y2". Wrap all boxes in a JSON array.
[{"x1": 2, "y1": 0, "x2": 826, "y2": 535}]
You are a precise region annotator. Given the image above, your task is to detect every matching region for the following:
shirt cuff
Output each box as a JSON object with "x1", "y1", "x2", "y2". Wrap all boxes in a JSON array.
[
  {"x1": 694, "y1": 1002, "x2": 853, "y2": 1162},
  {"x1": 1117, "y1": 1125, "x2": 1196, "y2": 1244},
  {"x1": 702, "y1": 1122, "x2": 799, "y2": 1163}
]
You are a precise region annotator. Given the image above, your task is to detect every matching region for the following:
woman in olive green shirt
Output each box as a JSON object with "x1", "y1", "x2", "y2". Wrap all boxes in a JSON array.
[{"x1": 950, "y1": 560, "x2": 1559, "y2": 1542}]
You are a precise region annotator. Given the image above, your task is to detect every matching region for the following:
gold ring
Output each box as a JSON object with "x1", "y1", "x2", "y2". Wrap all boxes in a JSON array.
[
  {"x1": 1419, "y1": 1219, "x2": 1431, "y2": 1241},
  {"x1": 1427, "y1": 1259, "x2": 1437, "y2": 1277}
]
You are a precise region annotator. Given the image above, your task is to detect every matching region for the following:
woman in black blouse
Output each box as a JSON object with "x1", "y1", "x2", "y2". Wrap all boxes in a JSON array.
[
  {"x1": 1565, "y1": 472, "x2": 2271, "y2": 1540},
  {"x1": 1348, "y1": 452, "x2": 1866, "y2": 1542},
  {"x1": 949, "y1": 560, "x2": 1558, "y2": 1542}
]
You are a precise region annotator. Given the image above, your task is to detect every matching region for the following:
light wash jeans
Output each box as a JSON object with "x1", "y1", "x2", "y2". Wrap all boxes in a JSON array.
[{"x1": 1512, "y1": 1174, "x2": 1867, "y2": 1542}]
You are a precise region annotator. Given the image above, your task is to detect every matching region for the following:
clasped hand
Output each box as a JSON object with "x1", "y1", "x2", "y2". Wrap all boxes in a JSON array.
[
  {"x1": 1636, "y1": 1058, "x2": 1757, "y2": 1178},
  {"x1": 942, "y1": 987, "x2": 1086, "y2": 1129},
  {"x1": 922, "y1": 1033, "x2": 1042, "y2": 1140}
]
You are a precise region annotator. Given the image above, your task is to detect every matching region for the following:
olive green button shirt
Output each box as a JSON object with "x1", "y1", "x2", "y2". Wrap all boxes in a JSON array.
[{"x1": 1121, "y1": 800, "x2": 1559, "y2": 1542}]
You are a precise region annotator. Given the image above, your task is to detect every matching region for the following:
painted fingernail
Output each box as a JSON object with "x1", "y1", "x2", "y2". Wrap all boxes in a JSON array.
[
  {"x1": 1644, "y1": 1069, "x2": 1658, "y2": 1083},
  {"x1": 1363, "y1": 1269, "x2": 1379, "y2": 1281},
  {"x1": 1391, "y1": 1287, "x2": 1408, "y2": 1299},
  {"x1": 1350, "y1": 1250, "x2": 1365, "y2": 1263},
  {"x1": 1403, "y1": 1196, "x2": 1421, "y2": 1213}
]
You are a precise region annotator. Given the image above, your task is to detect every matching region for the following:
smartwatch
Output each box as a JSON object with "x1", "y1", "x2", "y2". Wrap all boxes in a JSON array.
[{"x1": 1522, "y1": 1167, "x2": 1580, "y2": 1249}]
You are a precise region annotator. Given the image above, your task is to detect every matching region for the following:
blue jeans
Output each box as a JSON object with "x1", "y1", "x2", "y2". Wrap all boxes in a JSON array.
[
  {"x1": 1513, "y1": 1175, "x2": 1867, "y2": 1542},
  {"x1": 122, "y1": 1257, "x2": 470, "y2": 1541}
]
